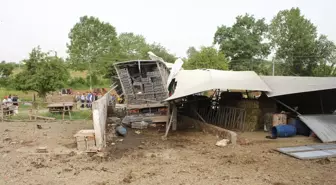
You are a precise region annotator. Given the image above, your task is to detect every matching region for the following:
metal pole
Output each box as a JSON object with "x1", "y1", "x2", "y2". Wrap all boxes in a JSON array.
[
  {"x1": 89, "y1": 61, "x2": 92, "y2": 91},
  {"x1": 273, "y1": 98, "x2": 301, "y2": 115},
  {"x1": 272, "y1": 58, "x2": 275, "y2": 76}
]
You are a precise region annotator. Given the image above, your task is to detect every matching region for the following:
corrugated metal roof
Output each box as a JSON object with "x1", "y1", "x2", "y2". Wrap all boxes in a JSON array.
[
  {"x1": 261, "y1": 76, "x2": 336, "y2": 97},
  {"x1": 299, "y1": 114, "x2": 336, "y2": 143},
  {"x1": 277, "y1": 144, "x2": 336, "y2": 159},
  {"x1": 165, "y1": 69, "x2": 271, "y2": 101}
]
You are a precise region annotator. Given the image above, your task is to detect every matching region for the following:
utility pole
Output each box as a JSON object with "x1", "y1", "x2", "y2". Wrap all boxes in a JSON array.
[
  {"x1": 272, "y1": 58, "x2": 275, "y2": 76},
  {"x1": 89, "y1": 61, "x2": 92, "y2": 91}
]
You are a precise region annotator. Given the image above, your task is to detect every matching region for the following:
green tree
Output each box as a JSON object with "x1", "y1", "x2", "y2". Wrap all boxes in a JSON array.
[
  {"x1": 269, "y1": 8, "x2": 319, "y2": 76},
  {"x1": 118, "y1": 32, "x2": 149, "y2": 60},
  {"x1": 147, "y1": 43, "x2": 176, "y2": 63},
  {"x1": 214, "y1": 14, "x2": 270, "y2": 71},
  {"x1": 13, "y1": 47, "x2": 69, "y2": 98},
  {"x1": 312, "y1": 35, "x2": 336, "y2": 76},
  {"x1": 185, "y1": 46, "x2": 228, "y2": 70},
  {"x1": 0, "y1": 61, "x2": 15, "y2": 86},
  {"x1": 67, "y1": 15, "x2": 120, "y2": 73},
  {"x1": 186, "y1": 47, "x2": 197, "y2": 58}
]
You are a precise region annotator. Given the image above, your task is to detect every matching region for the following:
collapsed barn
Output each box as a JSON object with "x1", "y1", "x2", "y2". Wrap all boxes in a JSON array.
[{"x1": 165, "y1": 70, "x2": 336, "y2": 143}]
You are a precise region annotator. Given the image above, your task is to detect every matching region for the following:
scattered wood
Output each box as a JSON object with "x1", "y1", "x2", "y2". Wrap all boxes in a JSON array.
[{"x1": 31, "y1": 115, "x2": 56, "y2": 120}]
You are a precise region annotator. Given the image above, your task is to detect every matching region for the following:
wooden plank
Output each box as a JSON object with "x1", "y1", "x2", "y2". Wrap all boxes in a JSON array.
[
  {"x1": 47, "y1": 102, "x2": 74, "y2": 108},
  {"x1": 30, "y1": 115, "x2": 56, "y2": 120}
]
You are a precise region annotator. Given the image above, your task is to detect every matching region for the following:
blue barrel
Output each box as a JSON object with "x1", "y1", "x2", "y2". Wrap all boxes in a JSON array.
[
  {"x1": 288, "y1": 119, "x2": 310, "y2": 136},
  {"x1": 271, "y1": 125, "x2": 297, "y2": 138},
  {"x1": 116, "y1": 125, "x2": 127, "y2": 136}
]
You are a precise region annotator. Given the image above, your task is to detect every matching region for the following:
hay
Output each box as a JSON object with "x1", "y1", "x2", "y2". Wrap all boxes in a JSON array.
[{"x1": 236, "y1": 100, "x2": 260, "y2": 109}]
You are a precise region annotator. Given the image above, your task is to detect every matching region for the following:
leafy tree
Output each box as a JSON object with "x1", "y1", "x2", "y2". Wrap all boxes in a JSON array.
[
  {"x1": 313, "y1": 35, "x2": 336, "y2": 76},
  {"x1": 67, "y1": 16, "x2": 120, "y2": 72},
  {"x1": 184, "y1": 46, "x2": 228, "y2": 70},
  {"x1": 118, "y1": 32, "x2": 149, "y2": 60},
  {"x1": 269, "y1": 8, "x2": 319, "y2": 76},
  {"x1": 147, "y1": 43, "x2": 176, "y2": 63},
  {"x1": 13, "y1": 47, "x2": 69, "y2": 98},
  {"x1": 186, "y1": 47, "x2": 197, "y2": 58},
  {"x1": 0, "y1": 61, "x2": 15, "y2": 86},
  {"x1": 214, "y1": 14, "x2": 270, "y2": 71}
]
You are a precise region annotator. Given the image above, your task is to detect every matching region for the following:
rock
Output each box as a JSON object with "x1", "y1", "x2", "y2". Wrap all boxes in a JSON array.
[
  {"x1": 216, "y1": 139, "x2": 230, "y2": 147},
  {"x1": 37, "y1": 125, "x2": 42, "y2": 129},
  {"x1": 101, "y1": 167, "x2": 108, "y2": 172},
  {"x1": 3, "y1": 137, "x2": 12, "y2": 142},
  {"x1": 63, "y1": 168, "x2": 73, "y2": 172}
]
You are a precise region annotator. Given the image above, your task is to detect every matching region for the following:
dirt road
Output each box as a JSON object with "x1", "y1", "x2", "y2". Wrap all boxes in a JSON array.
[{"x1": 0, "y1": 121, "x2": 335, "y2": 185}]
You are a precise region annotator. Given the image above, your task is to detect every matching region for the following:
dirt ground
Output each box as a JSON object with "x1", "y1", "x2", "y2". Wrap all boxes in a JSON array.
[{"x1": 0, "y1": 120, "x2": 335, "y2": 185}]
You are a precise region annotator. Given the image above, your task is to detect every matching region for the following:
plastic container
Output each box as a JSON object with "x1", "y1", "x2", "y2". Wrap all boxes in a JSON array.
[
  {"x1": 116, "y1": 126, "x2": 127, "y2": 136},
  {"x1": 271, "y1": 125, "x2": 297, "y2": 138},
  {"x1": 288, "y1": 118, "x2": 311, "y2": 136}
]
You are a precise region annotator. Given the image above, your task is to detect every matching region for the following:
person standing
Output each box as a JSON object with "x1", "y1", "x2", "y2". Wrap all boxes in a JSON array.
[
  {"x1": 80, "y1": 93, "x2": 85, "y2": 108},
  {"x1": 86, "y1": 92, "x2": 92, "y2": 108},
  {"x1": 12, "y1": 95, "x2": 19, "y2": 114}
]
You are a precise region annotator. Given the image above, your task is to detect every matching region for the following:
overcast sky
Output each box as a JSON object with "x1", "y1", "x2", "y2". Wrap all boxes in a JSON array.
[{"x1": 1, "y1": 0, "x2": 335, "y2": 62}]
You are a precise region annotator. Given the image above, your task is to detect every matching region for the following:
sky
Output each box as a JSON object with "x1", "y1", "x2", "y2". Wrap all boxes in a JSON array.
[{"x1": 0, "y1": 0, "x2": 335, "y2": 62}]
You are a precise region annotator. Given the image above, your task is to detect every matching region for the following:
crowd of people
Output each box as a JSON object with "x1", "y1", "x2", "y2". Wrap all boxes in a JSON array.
[
  {"x1": 75, "y1": 92, "x2": 103, "y2": 108},
  {"x1": 1, "y1": 95, "x2": 19, "y2": 114}
]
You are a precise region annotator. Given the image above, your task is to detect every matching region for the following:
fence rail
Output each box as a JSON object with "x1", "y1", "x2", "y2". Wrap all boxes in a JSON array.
[{"x1": 185, "y1": 105, "x2": 246, "y2": 131}]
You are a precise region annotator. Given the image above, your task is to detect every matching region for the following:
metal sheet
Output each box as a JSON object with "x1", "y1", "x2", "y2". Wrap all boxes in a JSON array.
[
  {"x1": 261, "y1": 76, "x2": 336, "y2": 97},
  {"x1": 277, "y1": 146, "x2": 315, "y2": 153},
  {"x1": 290, "y1": 151, "x2": 333, "y2": 160},
  {"x1": 276, "y1": 144, "x2": 336, "y2": 160},
  {"x1": 299, "y1": 114, "x2": 336, "y2": 143},
  {"x1": 311, "y1": 144, "x2": 336, "y2": 150}
]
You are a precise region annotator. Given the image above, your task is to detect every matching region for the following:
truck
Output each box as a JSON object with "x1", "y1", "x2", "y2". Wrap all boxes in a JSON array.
[{"x1": 114, "y1": 60, "x2": 171, "y2": 126}]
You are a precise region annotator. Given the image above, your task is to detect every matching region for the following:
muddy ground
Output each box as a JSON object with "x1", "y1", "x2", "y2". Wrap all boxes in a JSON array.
[{"x1": 0, "y1": 120, "x2": 335, "y2": 185}]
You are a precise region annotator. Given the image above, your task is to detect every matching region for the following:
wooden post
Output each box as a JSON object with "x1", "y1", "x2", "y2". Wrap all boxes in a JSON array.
[
  {"x1": 68, "y1": 106, "x2": 72, "y2": 120},
  {"x1": 1, "y1": 105, "x2": 3, "y2": 122},
  {"x1": 62, "y1": 103, "x2": 65, "y2": 120},
  {"x1": 29, "y1": 108, "x2": 32, "y2": 120},
  {"x1": 172, "y1": 103, "x2": 177, "y2": 131},
  {"x1": 163, "y1": 108, "x2": 174, "y2": 139},
  {"x1": 35, "y1": 105, "x2": 39, "y2": 120}
]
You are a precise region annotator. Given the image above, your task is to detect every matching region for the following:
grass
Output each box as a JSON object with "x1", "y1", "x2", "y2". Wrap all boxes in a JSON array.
[
  {"x1": 0, "y1": 88, "x2": 36, "y2": 102},
  {"x1": 41, "y1": 110, "x2": 92, "y2": 120}
]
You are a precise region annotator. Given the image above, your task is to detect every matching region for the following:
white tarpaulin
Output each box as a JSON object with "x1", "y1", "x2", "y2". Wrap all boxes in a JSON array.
[
  {"x1": 165, "y1": 69, "x2": 271, "y2": 101},
  {"x1": 166, "y1": 58, "x2": 184, "y2": 88},
  {"x1": 261, "y1": 76, "x2": 336, "y2": 97}
]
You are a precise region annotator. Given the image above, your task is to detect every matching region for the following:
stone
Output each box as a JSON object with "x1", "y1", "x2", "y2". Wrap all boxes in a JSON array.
[
  {"x1": 36, "y1": 147, "x2": 48, "y2": 153},
  {"x1": 216, "y1": 139, "x2": 230, "y2": 147}
]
